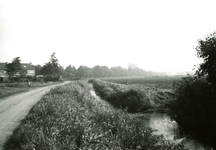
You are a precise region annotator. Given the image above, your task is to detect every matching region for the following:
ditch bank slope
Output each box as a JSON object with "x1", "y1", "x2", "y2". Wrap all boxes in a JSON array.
[{"x1": 0, "y1": 81, "x2": 70, "y2": 150}]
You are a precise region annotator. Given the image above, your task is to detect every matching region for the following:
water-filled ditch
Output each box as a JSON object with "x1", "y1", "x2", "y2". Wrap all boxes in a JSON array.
[
  {"x1": 140, "y1": 113, "x2": 211, "y2": 150},
  {"x1": 89, "y1": 86, "x2": 212, "y2": 150}
]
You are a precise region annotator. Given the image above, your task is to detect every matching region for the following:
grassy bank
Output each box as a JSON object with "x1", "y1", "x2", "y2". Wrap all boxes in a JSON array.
[
  {"x1": 4, "y1": 80, "x2": 184, "y2": 149},
  {"x1": 0, "y1": 81, "x2": 62, "y2": 99},
  {"x1": 89, "y1": 79, "x2": 173, "y2": 113}
]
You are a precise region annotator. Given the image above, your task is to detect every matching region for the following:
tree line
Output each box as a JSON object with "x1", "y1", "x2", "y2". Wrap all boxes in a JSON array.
[
  {"x1": 37, "y1": 62, "x2": 168, "y2": 79},
  {"x1": 5, "y1": 52, "x2": 168, "y2": 82}
]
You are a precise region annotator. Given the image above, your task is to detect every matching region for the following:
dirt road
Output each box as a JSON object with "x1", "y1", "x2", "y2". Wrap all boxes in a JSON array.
[{"x1": 0, "y1": 81, "x2": 70, "y2": 149}]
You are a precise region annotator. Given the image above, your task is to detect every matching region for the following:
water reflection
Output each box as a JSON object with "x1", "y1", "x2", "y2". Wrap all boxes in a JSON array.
[
  {"x1": 90, "y1": 90, "x2": 97, "y2": 97},
  {"x1": 146, "y1": 113, "x2": 212, "y2": 150},
  {"x1": 149, "y1": 113, "x2": 179, "y2": 141}
]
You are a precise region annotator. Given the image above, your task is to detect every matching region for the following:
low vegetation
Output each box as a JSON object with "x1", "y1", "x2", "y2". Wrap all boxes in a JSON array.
[
  {"x1": 89, "y1": 79, "x2": 173, "y2": 113},
  {"x1": 0, "y1": 81, "x2": 62, "y2": 99},
  {"x1": 4, "y1": 81, "x2": 184, "y2": 150}
]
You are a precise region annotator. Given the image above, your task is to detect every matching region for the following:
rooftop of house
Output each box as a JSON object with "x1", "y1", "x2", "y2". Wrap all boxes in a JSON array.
[
  {"x1": 0, "y1": 63, "x2": 35, "y2": 70},
  {"x1": 21, "y1": 63, "x2": 35, "y2": 70}
]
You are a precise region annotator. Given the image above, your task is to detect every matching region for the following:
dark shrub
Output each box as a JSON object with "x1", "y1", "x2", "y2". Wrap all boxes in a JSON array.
[
  {"x1": 26, "y1": 76, "x2": 35, "y2": 81},
  {"x1": 0, "y1": 77, "x2": 3, "y2": 83},
  {"x1": 44, "y1": 76, "x2": 59, "y2": 82},
  {"x1": 170, "y1": 76, "x2": 216, "y2": 148},
  {"x1": 106, "y1": 89, "x2": 151, "y2": 113}
]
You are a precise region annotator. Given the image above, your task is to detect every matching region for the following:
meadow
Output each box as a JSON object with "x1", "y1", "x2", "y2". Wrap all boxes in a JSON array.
[
  {"x1": 4, "y1": 80, "x2": 185, "y2": 149},
  {"x1": 0, "y1": 81, "x2": 62, "y2": 99},
  {"x1": 100, "y1": 76, "x2": 183, "y2": 89}
]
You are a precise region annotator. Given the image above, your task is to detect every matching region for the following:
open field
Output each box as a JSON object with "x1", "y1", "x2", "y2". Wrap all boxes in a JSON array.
[
  {"x1": 4, "y1": 80, "x2": 184, "y2": 149},
  {"x1": 100, "y1": 76, "x2": 183, "y2": 84},
  {"x1": 101, "y1": 76, "x2": 184, "y2": 89},
  {"x1": 89, "y1": 79, "x2": 174, "y2": 113},
  {"x1": 0, "y1": 81, "x2": 63, "y2": 100}
]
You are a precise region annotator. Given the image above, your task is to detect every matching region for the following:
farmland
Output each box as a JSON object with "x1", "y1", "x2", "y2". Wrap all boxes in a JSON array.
[
  {"x1": 4, "y1": 80, "x2": 185, "y2": 149},
  {"x1": 101, "y1": 76, "x2": 183, "y2": 89}
]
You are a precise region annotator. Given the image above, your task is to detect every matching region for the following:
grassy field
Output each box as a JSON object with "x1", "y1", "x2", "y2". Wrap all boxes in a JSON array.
[
  {"x1": 4, "y1": 80, "x2": 184, "y2": 149},
  {"x1": 0, "y1": 81, "x2": 62, "y2": 99},
  {"x1": 101, "y1": 76, "x2": 183, "y2": 89},
  {"x1": 89, "y1": 79, "x2": 174, "y2": 113}
]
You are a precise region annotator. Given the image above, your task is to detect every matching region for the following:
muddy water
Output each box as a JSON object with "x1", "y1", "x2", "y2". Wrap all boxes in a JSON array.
[
  {"x1": 146, "y1": 113, "x2": 212, "y2": 150},
  {"x1": 148, "y1": 113, "x2": 179, "y2": 141},
  {"x1": 89, "y1": 87, "x2": 212, "y2": 150}
]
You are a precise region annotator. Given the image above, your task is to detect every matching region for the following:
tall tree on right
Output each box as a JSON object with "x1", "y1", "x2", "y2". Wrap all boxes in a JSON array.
[
  {"x1": 196, "y1": 32, "x2": 216, "y2": 90},
  {"x1": 170, "y1": 32, "x2": 216, "y2": 149}
]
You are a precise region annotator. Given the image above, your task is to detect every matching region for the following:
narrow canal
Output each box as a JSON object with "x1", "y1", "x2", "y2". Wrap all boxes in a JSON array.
[{"x1": 89, "y1": 85, "x2": 212, "y2": 150}]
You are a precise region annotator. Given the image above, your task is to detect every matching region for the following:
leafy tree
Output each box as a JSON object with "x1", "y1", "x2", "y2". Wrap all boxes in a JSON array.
[
  {"x1": 41, "y1": 53, "x2": 62, "y2": 81},
  {"x1": 101, "y1": 66, "x2": 112, "y2": 77},
  {"x1": 92, "y1": 65, "x2": 111, "y2": 77},
  {"x1": 35, "y1": 65, "x2": 43, "y2": 75},
  {"x1": 5, "y1": 57, "x2": 22, "y2": 81},
  {"x1": 169, "y1": 32, "x2": 216, "y2": 149},
  {"x1": 196, "y1": 32, "x2": 216, "y2": 89},
  {"x1": 92, "y1": 65, "x2": 102, "y2": 77},
  {"x1": 20, "y1": 67, "x2": 27, "y2": 78},
  {"x1": 76, "y1": 66, "x2": 92, "y2": 78},
  {"x1": 64, "y1": 65, "x2": 76, "y2": 78},
  {"x1": 110, "y1": 66, "x2": 127, "y2": 77}
]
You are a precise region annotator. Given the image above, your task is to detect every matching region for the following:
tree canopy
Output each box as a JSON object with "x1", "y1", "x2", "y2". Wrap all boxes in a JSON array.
[
  {"x1": 41, "y1": 53, "x2": 62, "y2": 79},
  {"x1": 5, "y1": 57, "x2": 22, "y2": 80},
  {"x1": 64, "y1": 65, "x2": 76, "y2": 78},
  {"x1": 196, "y1": 32, "x2": 216, "y2": 89},
  {"x1": 61, "y1": 64, "x2": 168, "y2": 79},
  {"x1": 170, "y1": 31, "x2": 216, "y2": 148}
]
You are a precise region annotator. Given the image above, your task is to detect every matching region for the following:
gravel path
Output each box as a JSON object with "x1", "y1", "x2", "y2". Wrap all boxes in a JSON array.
[{"x1": 0, "y1": 81, "x2": 70, "y2": 150}]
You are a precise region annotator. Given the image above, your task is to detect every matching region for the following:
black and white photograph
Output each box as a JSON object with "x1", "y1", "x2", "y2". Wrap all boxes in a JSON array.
[{"x1": 0, "y1": 0, "x2": 216, "y2": 149}]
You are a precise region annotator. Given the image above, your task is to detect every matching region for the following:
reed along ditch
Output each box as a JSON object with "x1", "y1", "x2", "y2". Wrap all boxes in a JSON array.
[{"x1": 89, "y1": 82, "x2": 212, "y2": 150}]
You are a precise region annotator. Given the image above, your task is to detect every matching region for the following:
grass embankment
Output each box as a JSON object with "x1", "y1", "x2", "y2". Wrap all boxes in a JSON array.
[
  {"x1": 0, "y1": 81, "x2": 62, "y2": 99},
  {"x1": 89, "y1": 79, "x2": 174, "y2": 113},
  {"x1": 4, "y1": 81, "x2": 184, "y2": 150}
]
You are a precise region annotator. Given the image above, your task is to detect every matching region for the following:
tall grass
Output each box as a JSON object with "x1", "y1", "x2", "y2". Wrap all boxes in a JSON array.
[
  {"x1": 4, "y1": 80, "x2": 184, "y2": 150},
  {"x1": 89, "y1": 79, "x2": 173, "y2": 113}
]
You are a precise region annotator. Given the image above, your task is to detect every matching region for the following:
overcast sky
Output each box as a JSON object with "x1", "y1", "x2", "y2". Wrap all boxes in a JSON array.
[{"x1": 0, "y1": 0, "x2": 216, "y2": 72}]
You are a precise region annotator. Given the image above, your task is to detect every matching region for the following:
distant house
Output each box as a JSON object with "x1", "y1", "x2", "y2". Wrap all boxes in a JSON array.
[
  {"x1": 21, "y1": 63, "x2": 36, "y2": 76},
  {"x1": 0, "y1": 63, "x2": 36, "y2": 82},
  {"x1": 0, "y1": 63, "x2": 8, "y2": 82}
]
